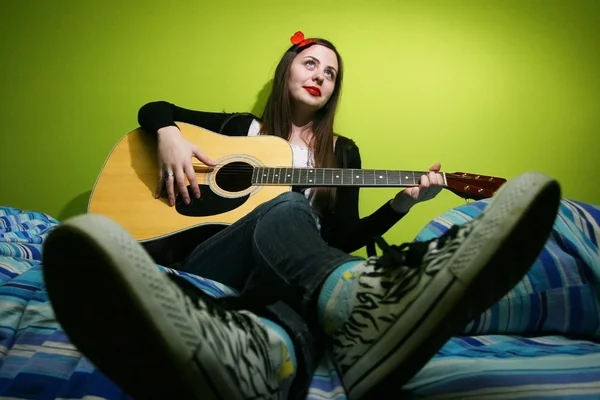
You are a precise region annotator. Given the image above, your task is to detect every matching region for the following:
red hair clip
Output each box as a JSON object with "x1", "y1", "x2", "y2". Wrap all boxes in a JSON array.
[{"x1": 290, "y1": 31, "x2": 314, "y2": 47}]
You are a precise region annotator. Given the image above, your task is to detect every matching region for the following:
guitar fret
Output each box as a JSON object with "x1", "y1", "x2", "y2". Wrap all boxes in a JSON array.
[
  {"x1": 344, "y1": 169, "x2": 352, "y2": 185},
  {"x1": 400, "y1": 171, "x2": 416, "y2": 185},
  {"x1": 375, "y1": 170, "x2": 386, "y2": 186},
  {"x1": 308, "y1": 169, "x2": 314, "y2": 185},
  {"x1": 333, "y1": 169, "x2": 341, "y2": 185},
  {"x1": 387, "y1": 170, "x2": 400, "y2": 185},
  {"x1": 352, "y1": 169, "x2": 361, "y2": 186},
  {"x1": 364, "y1": 170, "x2": 374, "y2": 186}
]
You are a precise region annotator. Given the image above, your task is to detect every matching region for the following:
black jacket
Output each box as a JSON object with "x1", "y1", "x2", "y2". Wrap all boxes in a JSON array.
[{"x1": 138, "y1": 101, "x2": 407, "y2": 255}]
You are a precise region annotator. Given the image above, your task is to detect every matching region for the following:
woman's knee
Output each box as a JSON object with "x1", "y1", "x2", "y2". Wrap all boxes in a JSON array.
[
  {"x1": 275, "y1": 192, "x2": 310, "y2": 207},
  {"x1": 276, "y1": 191, "x2": 309, "y2": 203},
  {"x1": 265, "y1": 191, "x2": 312, "y2": 215},
  {"x1": 255, "y1": 191, "x2": 317, "y2": 235}
]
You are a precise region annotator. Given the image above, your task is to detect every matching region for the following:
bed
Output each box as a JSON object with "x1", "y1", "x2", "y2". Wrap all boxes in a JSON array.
[{"x1": 1, "y1": 197, "x2": 599, "y2": 399}]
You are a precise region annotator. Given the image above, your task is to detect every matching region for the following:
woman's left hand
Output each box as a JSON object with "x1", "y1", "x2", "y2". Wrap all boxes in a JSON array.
[{"x1": 391, "y1": 162, "x2": 445, "y2": 213}]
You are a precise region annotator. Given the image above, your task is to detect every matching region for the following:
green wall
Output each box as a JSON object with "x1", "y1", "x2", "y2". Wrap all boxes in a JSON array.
[{"x1": 1, "y1": 1, "x2": 599, "y2": 253}]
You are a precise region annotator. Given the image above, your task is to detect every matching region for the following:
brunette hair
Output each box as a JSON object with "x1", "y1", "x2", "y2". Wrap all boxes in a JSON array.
[{"x1": 260, "y1": 38, "x2": 344, "y2": 211}]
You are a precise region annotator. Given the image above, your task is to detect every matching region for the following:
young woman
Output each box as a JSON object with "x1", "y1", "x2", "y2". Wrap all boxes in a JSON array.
[{"x1": 42, "y1": 32, "x2": 561, "y2": 400}]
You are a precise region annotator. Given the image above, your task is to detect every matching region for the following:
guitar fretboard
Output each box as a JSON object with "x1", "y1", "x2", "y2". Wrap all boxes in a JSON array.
[{"x1": 251, "y1": 167, "x2": 440, "y2": 188}]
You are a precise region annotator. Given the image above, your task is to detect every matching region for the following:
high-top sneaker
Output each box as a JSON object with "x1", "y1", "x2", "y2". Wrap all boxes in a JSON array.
[
  {"x1": 42, "y1": 214, "x2": 297, "y2": 400},
  {"x1": 319, "y1": 171, "x2": 561, "y2": 399}
]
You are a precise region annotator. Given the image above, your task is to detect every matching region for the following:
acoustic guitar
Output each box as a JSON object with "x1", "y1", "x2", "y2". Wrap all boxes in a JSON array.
[{"x1": 88, "y1": 122, "x2": 506, "y2": 245}]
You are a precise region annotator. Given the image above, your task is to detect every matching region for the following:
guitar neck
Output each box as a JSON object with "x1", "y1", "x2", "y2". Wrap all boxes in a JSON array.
[{"x1": 251, "y1": 167, "x2": 447, "y2": 188}]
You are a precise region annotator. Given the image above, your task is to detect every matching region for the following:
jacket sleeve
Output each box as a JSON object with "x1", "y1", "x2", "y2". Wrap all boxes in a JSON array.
[
  {"x1": 323, "y1": 143, "x2": 408, "y2": 254},
  {"x1": 137, "y1": 101, "x2": 251, "y2": 137}
]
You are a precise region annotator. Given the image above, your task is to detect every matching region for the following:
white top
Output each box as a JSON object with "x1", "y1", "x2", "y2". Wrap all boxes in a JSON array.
[
  {"x1": 247, "y1": 119, "x2": 321, "y2": 228},
  {"x1": 247, "y1": 119, "x2": 315, "y2": 168}
]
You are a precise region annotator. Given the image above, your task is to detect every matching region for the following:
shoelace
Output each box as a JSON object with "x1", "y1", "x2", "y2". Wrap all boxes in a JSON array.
[
  {"x1": 374, "y1": 224, "x2": 462, "y2": 270},
  {"x1": 366, "y1": 225, "x2": 464, "y2": 302}
]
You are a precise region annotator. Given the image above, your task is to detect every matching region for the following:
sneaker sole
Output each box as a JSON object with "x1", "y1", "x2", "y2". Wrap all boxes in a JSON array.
[
  {"x1": 345, "y1": 172, "x2": 561, "y2": 399},
  {"x1": 43, "y1": 215, "x2": 245, "y2": 400}
]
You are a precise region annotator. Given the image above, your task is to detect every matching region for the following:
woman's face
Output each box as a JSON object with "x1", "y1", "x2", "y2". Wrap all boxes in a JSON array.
[{"x1": 287, "y1": 44, "x2": 339, "y2": 111}]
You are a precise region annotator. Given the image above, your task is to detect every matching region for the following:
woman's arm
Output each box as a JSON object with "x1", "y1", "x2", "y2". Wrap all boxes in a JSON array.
[
  {"x1": 137, "y1": 101, "x2": 251, "y2": 137},
  {"x1": 322, "y1": 143, "x2": 407, "y2": 254},
  {"x1": 136, "y1": 101, "x2": 253, "y2": 205}
]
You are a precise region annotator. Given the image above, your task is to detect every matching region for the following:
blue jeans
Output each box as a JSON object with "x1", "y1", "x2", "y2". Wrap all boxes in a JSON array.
[{"x1": 180, "y1": 191, "x2": 361, "y2": 397}]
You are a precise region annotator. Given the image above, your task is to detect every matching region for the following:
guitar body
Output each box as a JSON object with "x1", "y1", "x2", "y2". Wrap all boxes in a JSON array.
[{"x1": 88, "y1": 123, "x2": 294, "y2": 245}]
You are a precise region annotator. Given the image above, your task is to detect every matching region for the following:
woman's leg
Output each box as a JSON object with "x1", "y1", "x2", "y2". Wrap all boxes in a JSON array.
[
  {"x1": 180, "y1": 191, "x2": 360, "y2": 394},
  {"x1": 42, "y1": 215, "x2": 303, "y2": 399},
  {"x1": 180, "y1": 191, "x2": 358, "y2": 293}
]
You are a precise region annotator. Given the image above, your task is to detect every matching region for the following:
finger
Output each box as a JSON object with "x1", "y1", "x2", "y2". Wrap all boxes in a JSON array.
[
  {"x1": 428, "y1": 171, "x2": 441, "y2": 186},
  {"x1": 155, "y1": 166, "x2": 164, "y2": 198},
  {"x1": 193, "y1": 147, "x2": 216, "y2": 167},
  {"x1": 174, "y1": 169, "x2": 191, "y2": 205},
  {"x1": 184, "y1": 163, "x2": 201, "y2": 199},
  {"x1": 420, "y1": 174, "x2": 430, "y2": 189},
  {"x1": 165, "y1": 170, "x2": 176, "y2": 206},
  {"x1": 435, "y1": 172, "x2": 444, "y2": 186},
  {"x1": 429, "y1": 162, "x2": 441, "y2": 172}
]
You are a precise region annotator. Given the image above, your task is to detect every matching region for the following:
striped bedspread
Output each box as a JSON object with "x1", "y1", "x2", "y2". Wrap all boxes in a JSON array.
[{"x1": 0, "y1": 198, "x2": 599, "y2": 399}]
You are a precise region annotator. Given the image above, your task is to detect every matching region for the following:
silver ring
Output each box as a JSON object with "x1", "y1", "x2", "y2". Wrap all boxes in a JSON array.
[{"x1": 164, "y1": 171, "x2": 174, "y2": 179}]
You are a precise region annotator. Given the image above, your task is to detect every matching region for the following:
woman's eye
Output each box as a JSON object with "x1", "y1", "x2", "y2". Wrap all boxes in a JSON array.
[{"x1": 305, "y1": 60, "x2": 315, "y2": 68}]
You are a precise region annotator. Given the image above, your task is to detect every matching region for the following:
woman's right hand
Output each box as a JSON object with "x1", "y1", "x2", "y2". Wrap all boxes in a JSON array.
[{"x1": 155, "y1": 126, "x2": 216, "y2": 206}]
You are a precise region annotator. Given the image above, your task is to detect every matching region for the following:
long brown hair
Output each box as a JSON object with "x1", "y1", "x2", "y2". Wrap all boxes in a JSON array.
[{"x1": 260, "y1": 38, "x2": 345, "y2": 211}]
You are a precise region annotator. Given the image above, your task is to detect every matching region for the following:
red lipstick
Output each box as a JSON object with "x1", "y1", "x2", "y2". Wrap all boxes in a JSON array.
[{"x1": 304, "y1": 86, "x2": 321, "y2": 96}]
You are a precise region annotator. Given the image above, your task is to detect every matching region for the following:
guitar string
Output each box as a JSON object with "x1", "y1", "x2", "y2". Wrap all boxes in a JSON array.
[
  {"x1": 189, "y1": 163, "x2": 483, "y2": 177},
  {"x1": 189, "y1": 164, "x2": 433, "y2": 175},
  {"x1": 187, "y1": 168, "x2": 493, "y2": 183},
  {"x1": 191, "y1": 163, "x2": 430, "y2": 171},
  {"x1": 188, "y1": 168, "x2": 434, "y2": 182}
]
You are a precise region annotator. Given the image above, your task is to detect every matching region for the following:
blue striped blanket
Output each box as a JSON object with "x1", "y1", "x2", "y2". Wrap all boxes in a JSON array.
[{"x1": 1, "y1": 198, "x2": 599, "y2": 399}]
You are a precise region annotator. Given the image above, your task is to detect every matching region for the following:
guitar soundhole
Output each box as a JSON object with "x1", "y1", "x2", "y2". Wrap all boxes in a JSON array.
[{"x1": 215, "y1": 161, "x2": 253, "y2": 192}]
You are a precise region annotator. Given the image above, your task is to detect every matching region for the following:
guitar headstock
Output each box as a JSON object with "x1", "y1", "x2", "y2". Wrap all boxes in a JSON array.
[{"x1": 445, "y1": 172, "x2": 507, "y2": 201}]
